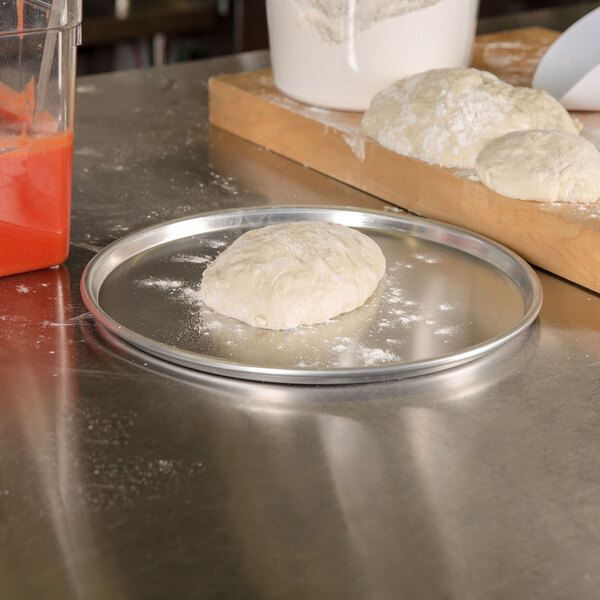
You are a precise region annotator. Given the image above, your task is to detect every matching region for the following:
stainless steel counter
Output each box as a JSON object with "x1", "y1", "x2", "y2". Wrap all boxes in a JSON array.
[{"x1": 1, "y1": 51, "x2": 600, "y2": 599}]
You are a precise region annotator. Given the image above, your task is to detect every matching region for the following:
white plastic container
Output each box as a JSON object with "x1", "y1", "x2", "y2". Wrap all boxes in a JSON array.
[
  {"x1": 532, "y1": 6, "x2": 600, "y2": 111},
  {"x1": 266, "y1": 0, "x2": 480, "y2": 111}
]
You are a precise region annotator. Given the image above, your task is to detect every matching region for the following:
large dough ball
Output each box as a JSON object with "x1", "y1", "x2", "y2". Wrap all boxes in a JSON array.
[
  {"x1": 362, "y1": 67, "x2": 580, "y2": 169},
  {"x1": 475, "y1": 129, "x2": 600, "y2": 204},
  {"x1": 200, "y1": 221, "x2": 386, "y2": 330}
]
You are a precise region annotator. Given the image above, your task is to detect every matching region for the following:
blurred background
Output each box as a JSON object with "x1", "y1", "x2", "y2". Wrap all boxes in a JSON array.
[{"x1": 77, "y1": 0, "x2": 600, "y2": 75}]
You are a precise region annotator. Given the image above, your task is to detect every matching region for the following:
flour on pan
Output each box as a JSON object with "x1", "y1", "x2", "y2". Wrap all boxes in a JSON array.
[{"x1": 132, "y1": 247, "x2": 463, "y2": 370}]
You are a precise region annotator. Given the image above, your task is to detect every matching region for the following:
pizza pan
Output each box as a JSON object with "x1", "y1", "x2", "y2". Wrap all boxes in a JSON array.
[{"x1": 81, "y1": 206, "x2": 542, "y2": 384}]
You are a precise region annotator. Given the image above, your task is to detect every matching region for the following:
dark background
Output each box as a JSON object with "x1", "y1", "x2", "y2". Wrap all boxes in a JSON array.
[
  {"x1": 480, "y1": 0, "x2": 575, "y2": 15},
  {"x1": 77, "y1": 0, "x2": 600, "y2": 74}
]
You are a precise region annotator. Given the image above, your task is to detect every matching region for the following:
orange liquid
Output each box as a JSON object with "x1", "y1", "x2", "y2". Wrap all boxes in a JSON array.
[{"x1": 0, "y1": 132, "x2": 73, "y2": 276}]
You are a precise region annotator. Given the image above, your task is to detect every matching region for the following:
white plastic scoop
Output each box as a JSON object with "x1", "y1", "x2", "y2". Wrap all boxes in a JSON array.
[{"x1": 532, "y1": 7, "x2": 600, "y2": 111}]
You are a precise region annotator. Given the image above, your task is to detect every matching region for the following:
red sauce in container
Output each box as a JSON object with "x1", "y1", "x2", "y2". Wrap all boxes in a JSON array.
[
  {"x1": 0, "y1": 131, "x2": 73, "y2": 277},
  {"x1": 0, "y1": 0, "x2": 75, "y2": 277}
]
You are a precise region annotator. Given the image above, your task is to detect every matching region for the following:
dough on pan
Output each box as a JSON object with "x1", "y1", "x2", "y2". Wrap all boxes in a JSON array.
[
  {"x1": 362, "y1": 67, "x2": 580, "y2": 169},
  {"x1": 200, "y1": 221, "x2": 386, "y2": 330},
  {"x1": 475, "y1": 129, "x2": 600, "y2": 204}
]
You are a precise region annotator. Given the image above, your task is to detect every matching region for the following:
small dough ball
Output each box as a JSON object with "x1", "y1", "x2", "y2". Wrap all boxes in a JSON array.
[
  {"x1": 475, "y1": 129, "x2": 600, "y2": 204},
  {"x1": 362, "y1": 67, "x2": 580, "y2": 169},
  {"x1": 200, "y1": 221, "x2": 386, "y2": 330}
]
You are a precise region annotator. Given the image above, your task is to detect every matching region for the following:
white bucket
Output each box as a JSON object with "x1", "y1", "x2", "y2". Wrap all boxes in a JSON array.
[{"x1": 266, "y1": 0, "x2": 480, "y2": 111}]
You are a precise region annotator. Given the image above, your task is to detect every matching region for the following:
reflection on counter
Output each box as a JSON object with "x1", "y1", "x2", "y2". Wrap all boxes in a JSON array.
[
  {"x1": 75, "y1": 318, "x2": 541, "y2": 598},
  {"x1": 0, "y1": 267, "x2": 124, "y2": 598}
]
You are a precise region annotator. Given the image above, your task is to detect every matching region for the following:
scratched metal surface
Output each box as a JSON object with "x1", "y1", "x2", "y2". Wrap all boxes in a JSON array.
[{"x1": 1, "y1": 51, "x2": 600, "y2": 600}]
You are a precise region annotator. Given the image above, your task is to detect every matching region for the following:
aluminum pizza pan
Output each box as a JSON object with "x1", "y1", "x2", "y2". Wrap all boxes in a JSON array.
[{"x1": 81, "y1": 206, "x2": 542, "y2": 384}]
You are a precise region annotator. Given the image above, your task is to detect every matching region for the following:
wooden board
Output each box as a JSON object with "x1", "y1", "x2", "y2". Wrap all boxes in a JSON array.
[{"x1": 209, "y1": 28, "x2": 600, "y2": 294}]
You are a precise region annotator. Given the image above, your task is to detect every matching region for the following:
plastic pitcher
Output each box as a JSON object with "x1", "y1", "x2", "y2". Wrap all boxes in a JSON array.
[{"x1": 0, "y1": 0, "x2": 81, "y2": 277}]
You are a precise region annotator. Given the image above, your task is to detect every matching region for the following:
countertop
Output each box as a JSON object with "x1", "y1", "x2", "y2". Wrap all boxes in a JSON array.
[{"x1": 1, "y1": 51, "x2": 600, "y2": 599}]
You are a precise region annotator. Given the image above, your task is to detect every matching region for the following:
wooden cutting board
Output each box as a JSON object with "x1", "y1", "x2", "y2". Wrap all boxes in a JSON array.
[{"x1": 208, "y1": 28, "x2": 600, "y2": 294}]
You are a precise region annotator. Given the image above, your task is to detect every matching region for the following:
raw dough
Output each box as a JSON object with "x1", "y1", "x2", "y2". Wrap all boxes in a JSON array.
[
  {"x1": 200, "y1": 221, "x2": 386, "y2": 330},
  {"x1": 475, "y1": 129, "x2": 600, "y2": 204},
  {"x1": 361, "y1": 67, "x2": 580, "y2": 169}
]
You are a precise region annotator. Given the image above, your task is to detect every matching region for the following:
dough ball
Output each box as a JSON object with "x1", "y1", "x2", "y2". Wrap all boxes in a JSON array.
[
  {"x1": 200, "y1": 221, "x2": 386, "y2": 330},
  {"x1": 361, "y1": 67, "x2": 580, "y2": 169},
  {"x1": 475, "y1": 129, "x2": 600, "y2": 204}
]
